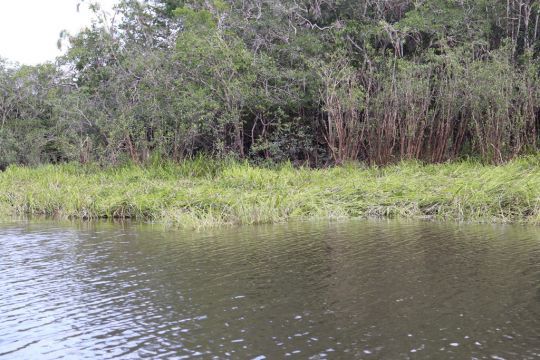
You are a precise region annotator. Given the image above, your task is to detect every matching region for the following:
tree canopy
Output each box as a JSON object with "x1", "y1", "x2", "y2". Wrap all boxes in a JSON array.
[{"x1": 1, "y1": 0, "x2": 540, "y2": 167}]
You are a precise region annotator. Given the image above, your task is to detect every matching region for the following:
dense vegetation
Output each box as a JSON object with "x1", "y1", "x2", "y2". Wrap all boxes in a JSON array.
[
  {"x1": 1, "y1": 0, "x2": 540, "y2": 168},
  {"x1": 1, "y1": 157, "x2": 540, "y2": 227}
]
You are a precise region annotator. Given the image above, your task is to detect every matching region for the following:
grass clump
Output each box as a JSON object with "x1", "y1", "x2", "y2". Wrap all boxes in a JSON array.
[{"x1": 1, "y1": 157, "x2": 540, "y2": 229}]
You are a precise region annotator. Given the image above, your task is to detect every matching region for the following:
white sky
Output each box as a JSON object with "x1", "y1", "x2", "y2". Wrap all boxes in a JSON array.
[{"x1": 0, "y1": 0, "x2": 118, "y2": 65}]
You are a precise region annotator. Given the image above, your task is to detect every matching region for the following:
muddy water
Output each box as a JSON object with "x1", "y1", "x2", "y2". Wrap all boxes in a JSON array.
[{"x1": 0, "y1": 220, "x2": 539, "y2": 359}]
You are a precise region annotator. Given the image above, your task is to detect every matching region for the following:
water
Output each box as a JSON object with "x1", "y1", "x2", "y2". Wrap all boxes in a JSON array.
[{"x1": 0, "y1": 220, "x2": 538, "y2": 359}]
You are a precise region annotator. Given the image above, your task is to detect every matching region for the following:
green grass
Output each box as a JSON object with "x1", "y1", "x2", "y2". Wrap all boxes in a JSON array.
[{"x1": 1, "y1": 156, "x2": 540, "y2": 228}]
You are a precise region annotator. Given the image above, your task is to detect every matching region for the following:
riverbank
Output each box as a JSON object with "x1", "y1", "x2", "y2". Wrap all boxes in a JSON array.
[{"x1": 1, "y1": 158, "x2": 539, "y2": 228}]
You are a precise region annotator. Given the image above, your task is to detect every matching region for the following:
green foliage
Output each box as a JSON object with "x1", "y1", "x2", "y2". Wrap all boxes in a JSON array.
[
  {"x1": 2, "y1": 159, "x2": 540, "y2": 227},
  {"x1": 1, "y1": 0, "x2": 540, "y2": 167},
  {"x1": 398, "y1": 1, "x2": 471, "y2": 37},
  {"x1": 173, "y1": 7, "x2": 216, "y2": 31}
]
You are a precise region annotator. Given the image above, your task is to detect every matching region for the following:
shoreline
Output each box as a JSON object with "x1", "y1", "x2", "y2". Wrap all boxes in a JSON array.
[{"x1": 1, "y1": 158, "x2": 539, "y2": 229}]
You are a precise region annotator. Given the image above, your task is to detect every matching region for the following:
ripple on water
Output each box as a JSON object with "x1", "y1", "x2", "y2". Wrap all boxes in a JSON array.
[{"x1": 0, "y1": 220, "x2": 539, "y2": 359}]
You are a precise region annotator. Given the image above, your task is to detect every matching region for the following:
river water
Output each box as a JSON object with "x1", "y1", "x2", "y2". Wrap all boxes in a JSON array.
[{"x1": 0, "y1": 220, "x2": 539, "y2": 359}]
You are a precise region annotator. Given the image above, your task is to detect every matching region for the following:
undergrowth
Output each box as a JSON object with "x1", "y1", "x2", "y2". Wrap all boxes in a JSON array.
[{"x1": 1, "y1": 156, "x2": 539, "y2": 229}]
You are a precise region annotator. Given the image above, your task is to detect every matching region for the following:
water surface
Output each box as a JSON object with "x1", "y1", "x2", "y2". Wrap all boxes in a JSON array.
[{"x1": 0, "y1": 220, "x2": 539, "y2": 359}]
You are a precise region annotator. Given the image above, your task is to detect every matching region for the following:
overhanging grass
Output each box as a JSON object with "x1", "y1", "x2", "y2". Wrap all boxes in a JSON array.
[{"x1": 1, "y1": 157, "x2": 540, "y2": 228}]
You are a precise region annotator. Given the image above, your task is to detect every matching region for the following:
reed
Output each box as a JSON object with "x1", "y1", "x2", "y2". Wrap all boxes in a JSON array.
[{"x1": 1, "y1": 157, "x2": 539, "y2": 228}]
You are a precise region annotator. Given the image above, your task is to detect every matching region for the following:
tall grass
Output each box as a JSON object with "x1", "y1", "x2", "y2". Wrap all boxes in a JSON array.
[{"x1": 1, "y1": 156, "x2": 540, "y2": 228}]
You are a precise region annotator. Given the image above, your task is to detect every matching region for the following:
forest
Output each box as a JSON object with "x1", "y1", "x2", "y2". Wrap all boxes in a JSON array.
[{"x1": 1, "y1": 0, "x2": 540, "y2": 168}]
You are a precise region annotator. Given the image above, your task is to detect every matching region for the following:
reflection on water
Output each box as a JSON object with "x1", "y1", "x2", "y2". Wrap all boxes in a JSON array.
[{"x1": 0, "y1": 219, "x2": 539, "y2": 359}]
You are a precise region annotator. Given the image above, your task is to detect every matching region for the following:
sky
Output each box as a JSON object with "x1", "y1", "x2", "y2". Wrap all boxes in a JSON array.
[{"x1": 0, "y1": 0, "x2": 118, "y2": 65}]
